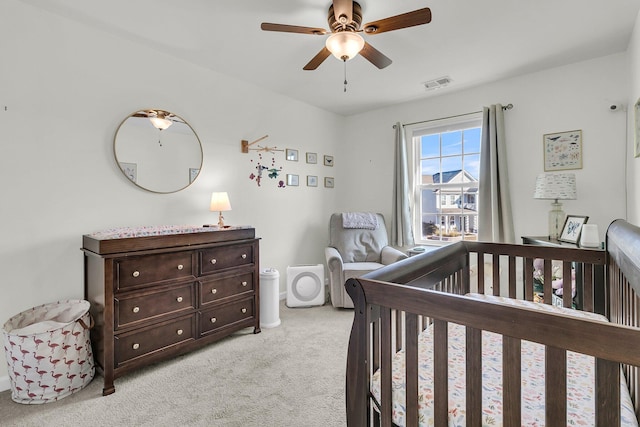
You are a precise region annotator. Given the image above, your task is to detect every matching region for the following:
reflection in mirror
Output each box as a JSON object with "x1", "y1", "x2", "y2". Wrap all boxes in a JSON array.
[{"x1": 114, "y1": 109, "x2": 203, "y2": 193}]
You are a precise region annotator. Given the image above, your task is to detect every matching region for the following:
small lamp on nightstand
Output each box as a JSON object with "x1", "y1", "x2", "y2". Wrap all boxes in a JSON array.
[
  {"x1": 210, "y1": 192, "x2": 232, "y2": 228},
  {"x1": 533, "y1": 173, "x2": 577, "y2": 240}
]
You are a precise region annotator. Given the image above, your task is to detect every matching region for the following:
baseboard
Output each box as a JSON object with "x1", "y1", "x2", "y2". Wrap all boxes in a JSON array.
[
  {"x1": 0, "y1": 375, "x2": 10, "y2": 393},
  {"x1": 279, "y1": 291, "x2": 286, "y2": 300}
]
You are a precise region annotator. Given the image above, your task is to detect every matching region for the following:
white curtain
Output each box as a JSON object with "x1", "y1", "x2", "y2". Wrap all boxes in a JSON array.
[
  {"x1": 478, "y1": 104, "x2": 515, "y2": 243},
  {"x1": 391, "y1": 122, "x2": 414, "y2": 247}
]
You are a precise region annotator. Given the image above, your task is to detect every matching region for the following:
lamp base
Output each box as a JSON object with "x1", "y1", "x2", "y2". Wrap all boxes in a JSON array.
[
  {"x1": 548, "y1": 200, "x2": 565, "y2": 240},
  {"x1": 217, "y1": 211, "x2": 225, "y2": 228}
]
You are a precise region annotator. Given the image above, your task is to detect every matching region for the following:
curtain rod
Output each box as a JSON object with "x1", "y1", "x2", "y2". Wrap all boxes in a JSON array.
[{"x1": 394, "y1": 103, "x2": 513, "y2": 128}]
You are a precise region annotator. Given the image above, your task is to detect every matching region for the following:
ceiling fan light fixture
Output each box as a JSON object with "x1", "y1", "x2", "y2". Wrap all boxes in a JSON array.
[
  {"x1": 325, "y1": 32, "x2": 365, "y2": 61},
  {"x1": 149, "y1": 112, "x2": 173, "y2": 130}
]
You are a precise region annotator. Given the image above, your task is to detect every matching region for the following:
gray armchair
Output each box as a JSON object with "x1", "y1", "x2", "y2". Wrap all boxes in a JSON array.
[{"x1": 325, "y1": 213, "x2": 408, "y2": 308}]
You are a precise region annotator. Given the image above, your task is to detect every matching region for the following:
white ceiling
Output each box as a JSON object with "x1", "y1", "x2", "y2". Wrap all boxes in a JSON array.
[{"x1": 22, "y1": 0, "x2": 640, "y2": 116}]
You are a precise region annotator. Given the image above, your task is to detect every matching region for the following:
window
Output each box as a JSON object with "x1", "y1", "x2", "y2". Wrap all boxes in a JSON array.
[{"x1": 409, "y1": 114, "x2": 482, "y2": 243}]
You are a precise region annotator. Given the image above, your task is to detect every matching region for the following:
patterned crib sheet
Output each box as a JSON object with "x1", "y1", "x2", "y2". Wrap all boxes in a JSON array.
[{"x1": 370, "y1": 296, "x2": 638, "y2": 426}]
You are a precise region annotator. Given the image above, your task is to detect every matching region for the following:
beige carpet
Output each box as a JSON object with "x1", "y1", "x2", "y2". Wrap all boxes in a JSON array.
[{"x1": 0, "y1": 301, "x2": 353, "y2": 427}]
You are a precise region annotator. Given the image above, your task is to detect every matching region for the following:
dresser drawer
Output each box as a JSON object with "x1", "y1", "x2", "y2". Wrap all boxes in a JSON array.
[
  {"x1": 199, "y1": 298, "x2": 254, "y2": 335},
  {"x1": 115, "y1": 315, "x2": 195, "y2": 366},
  {"x1": 115, "y1": 282, "x2": 196, "y2": 330},
  {"x1": 116, "y1": 251, "x2": 193, "y2": 290},
  {"x1": 200, "y1": 271, "x2": 254, "y2": 306},
  {"x1": 199, "y1": 244, "x2": 254, "y2": 275}
]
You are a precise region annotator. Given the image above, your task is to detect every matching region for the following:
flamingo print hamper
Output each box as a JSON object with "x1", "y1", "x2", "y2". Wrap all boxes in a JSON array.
[{"x1": 2, "y1": 299, "x2": 95, "y2": 404}]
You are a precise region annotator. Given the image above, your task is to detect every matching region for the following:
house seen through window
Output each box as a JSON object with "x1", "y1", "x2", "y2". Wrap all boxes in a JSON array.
[{"x1": 410, "y1": 114, "x2": 482, "y2": 243}]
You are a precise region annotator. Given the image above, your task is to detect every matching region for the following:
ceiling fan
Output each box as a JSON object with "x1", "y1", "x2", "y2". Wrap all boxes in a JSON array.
[{"x1": 261, "y1": 0, "x2": 432, "y2": 70}]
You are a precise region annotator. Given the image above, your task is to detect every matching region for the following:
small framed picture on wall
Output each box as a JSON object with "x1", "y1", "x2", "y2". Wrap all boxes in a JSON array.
[
  {"x1": 306, "y1": 152, "x2": 317, "y2": 164},
  {"x1": 286, "y1": 149, "x2": 299, "y2": 161},
  {"x1": 286, "y1": 174, "x2": 299, "y2": 186},
  {"x1": 307, "y1": 175, "x2": 318, "y2": 187},
  {"x1": 324, "y1": 155, "x2": 334, "y2": 167},
  {"x1": 324, "y1": 177, "x2": 334, "y2": 188}
]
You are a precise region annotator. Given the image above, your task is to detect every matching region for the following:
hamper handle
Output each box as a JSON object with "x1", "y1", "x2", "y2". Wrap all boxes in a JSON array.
[{"x1": 78, "y1": 314, "x2": 95, "y2": 330}]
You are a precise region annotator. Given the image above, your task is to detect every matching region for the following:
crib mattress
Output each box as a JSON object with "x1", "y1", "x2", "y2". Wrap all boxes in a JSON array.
[{"x1": 370, "y1": 296, "x2": 638, "y2": 426}]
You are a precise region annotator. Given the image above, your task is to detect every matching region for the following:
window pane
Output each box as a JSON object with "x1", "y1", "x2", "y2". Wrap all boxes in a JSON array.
[
  {"x1": 420, "y1": 134, "x2": 440, "y2": 158},
  {"x1": 441, "y1": 156, "x2": 462, "y2": 176},
  {"x1": 441, "y1": 131, "x2": 462, "y2": 156},
  {"x1": 463, "y1": 153, "x2": 480, "y2": 180},
  {"x1": 464, "y1": 128, "x2": 481, "y2": 153},
  {"x1": 421, "y1": 158, "x2": 440, "y2": 181}
]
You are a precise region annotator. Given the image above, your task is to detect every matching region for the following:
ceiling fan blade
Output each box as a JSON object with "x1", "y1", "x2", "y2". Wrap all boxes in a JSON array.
[
  {"x1": 303, "y1": 47, "x2": 332, "y2": 70},
  {"x1": 332, "y1": 0, "x2": 353, "y2": 26},
  {"x1": 360, "y1": 42, "x2": 392, "y2": 69},
  {"x1": 363, "y1": 8, "x2": 432, "y2": 34},
  {"x1": 261, "y1": 23, "x2": 327, "y2": 35}
]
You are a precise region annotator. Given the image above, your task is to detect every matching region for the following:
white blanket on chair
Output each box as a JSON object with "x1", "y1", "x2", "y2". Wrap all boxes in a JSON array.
[{"x1": 342, "y1": 212, "x2": 378, "y2": 229}]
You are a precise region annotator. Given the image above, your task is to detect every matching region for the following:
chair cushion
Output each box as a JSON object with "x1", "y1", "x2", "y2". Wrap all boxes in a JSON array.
[{"x1": 343, "y1": 262, "x2": 385, "y2": 280}]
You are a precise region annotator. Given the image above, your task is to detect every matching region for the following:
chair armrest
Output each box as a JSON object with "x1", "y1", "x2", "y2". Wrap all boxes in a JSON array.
[
  {"x1": 381, "y1": 246, "x2": 409, "y2": 265},
  {"x1": 325, "y1": 246, "x2": 345, "y2": 286},
  {"x1": 325, "y1": 247, "x2": 344, "y2": 273}
]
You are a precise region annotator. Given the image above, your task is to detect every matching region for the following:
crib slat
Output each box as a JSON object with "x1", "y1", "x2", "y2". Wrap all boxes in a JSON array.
[
  {"x1": 380, "y1": 307, "x2": 392, "y2": 427},
  {"x1": 508, "y1": 256, "x2": 517, "y2": 298},
  {"x1": 563, "y1": 261, "x2": 572, "y2": 308},
  {"x1": 583, "y1": 263, "x2": 594, "y2": 312},
  {"x1": 493, "y1": 253, "x2": 500, "y2": 296},
  {"x1": 543, "y1": 261, "x2": 553, "y2": 305},
  {"x1": 503, "y1": 336, "x2": 521, "y2": 425},
  {"x1": 545, "y1": 346, "x2": 567, "y2": 426},
  {"x1": 524, "y1": 258, "x2": 534, "y2": 301},
  {"x1": 596, "y1": 358, "x2": 620, "y2": 426},
  {"x1": 466, "y1": 327, "x2": 482, "y2": 426},
  {"x1": 405, "y1": 313, "x2": 419, "y2": 427},
  {"x1": 433, "y1": 319, "x2": 448, "y2": 426}
]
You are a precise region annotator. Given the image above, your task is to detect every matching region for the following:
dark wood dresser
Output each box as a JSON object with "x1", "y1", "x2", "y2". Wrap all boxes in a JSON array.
[{"x1": 82, "y1": 225, "x2": 260, "y2": 395}]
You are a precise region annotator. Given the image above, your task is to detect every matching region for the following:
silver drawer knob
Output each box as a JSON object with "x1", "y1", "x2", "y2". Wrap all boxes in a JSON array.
[
  {"x1": 241, "y1": 281, "x2": 248, "y2": 287},
  {"x1": 210, "y1": 317, "x2": 217, "y2": 323},
  {"x1": 132, "y1": 271, "x2": 140, "y2": 278},
  {"x1": 176, "y1": 296, "x2": 183, "y2": 303},
  {"x1": 241, "y1": 254, "x2": 247, "y2": 259},
  {"x1": 132, "y1": 343, "x2": 140, "y2": 350},
  {"x1": 177, "y1": 329, "x2": 183, "y2": 335},
  {"x1": 241, "y1": 308, "x2": 247, "y2": 314},
  {"x1": 211, "y1": 289, "x2": 217, "y2": 294},
  {"x1": 177, "y1": 264, "x2": 184, "y2": 270},
  {"x1": 132, "y1": 306, "x2": 140, "y2": 313},
  {"x1": 210, "y1": 259, "x2": 217, "y2": 265}
]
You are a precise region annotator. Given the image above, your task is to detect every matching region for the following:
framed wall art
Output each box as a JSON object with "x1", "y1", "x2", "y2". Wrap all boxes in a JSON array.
[
  {"x1": 286, "y1": 149, "x2": 299, "y2": 161},
  {"x1": 286, "y1": 174, "x2": 299, "y2": 186},
  {"x1": 189, "y1": 168, "x2": 200, "y2": 183},
  {"x1": 307, "y1": 175, "x2": 318, "y2": 187},
  {"x1": 324, "y1": 177, "x2": 334, "y2": 188},
  {"x1": 119, "y1": 162, "x2": 137, "y2": 183},
  {"x1": 306, "y1": 152, "x2": 317, "y2": 164},
  {"x1": 543, "y1": 130, "x2": 582, "y2": 171},
  {"x1": 559, "y1": 214, "x2": 588, "y2": 244},
  {"x1": 324, "y1": 155, "x2": 334, "y2": 167}
]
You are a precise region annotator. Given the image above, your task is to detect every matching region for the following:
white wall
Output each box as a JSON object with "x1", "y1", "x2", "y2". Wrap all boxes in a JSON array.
[
  {"x1": 343, "y1": 54, "x2": 629, "y2": 243},
  {"x1": 0, "y1": 1, "x2": 342, "y2": 381},
  {"x1": 627, "y1": 9, "x2": 640, "y2": 223}
]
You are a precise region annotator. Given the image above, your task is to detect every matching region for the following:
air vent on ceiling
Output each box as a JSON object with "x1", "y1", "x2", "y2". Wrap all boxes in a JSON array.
[{"x1": 423, "y1": 76, "x2": 452, "y2": 91}]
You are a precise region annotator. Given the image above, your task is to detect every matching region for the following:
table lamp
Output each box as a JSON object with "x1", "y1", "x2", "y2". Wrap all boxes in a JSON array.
[
  {"x1": 533, "y1": 173, "x2": 577, "y2": 240},
  {"x1": 210, "y1": 192, "x2": 232, "y2": 228}
]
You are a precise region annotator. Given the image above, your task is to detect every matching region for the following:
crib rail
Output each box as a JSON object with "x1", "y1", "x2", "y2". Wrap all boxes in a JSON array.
[{"x1": 345, "y1": 234, "x2": 640, "y2": 427}]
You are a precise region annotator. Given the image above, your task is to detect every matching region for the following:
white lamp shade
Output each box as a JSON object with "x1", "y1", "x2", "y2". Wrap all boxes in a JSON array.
[
  {"x1": 325, "y1": 32, "x2": 365, "y2": 60},
  {"x1": 533, "y1": 173, "x2": 577, "y2": 200},
  {"x1": 210, "y1": 192, "x2": 231, "y2": 212}
]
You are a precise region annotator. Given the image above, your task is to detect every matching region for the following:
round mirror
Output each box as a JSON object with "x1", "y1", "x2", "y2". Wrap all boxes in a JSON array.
[{"x1": 114, "y1": 109, "x2": 203, "y2": 193}]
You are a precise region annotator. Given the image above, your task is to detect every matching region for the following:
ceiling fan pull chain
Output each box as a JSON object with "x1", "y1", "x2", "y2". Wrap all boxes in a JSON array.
[
  {"x1": 343, "y1": 59, "x2": 348, "y2": 92},
  {"x1": 158, "y1": 129, "x2": 163, "y2": 147}
]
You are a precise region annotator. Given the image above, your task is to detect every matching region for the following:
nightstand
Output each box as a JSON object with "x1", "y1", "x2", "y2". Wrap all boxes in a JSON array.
[{"x1": 521, "y1": 236, "x2": 605, "y2": 315}]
